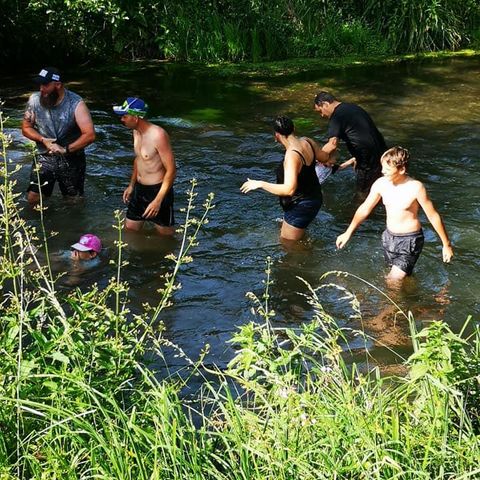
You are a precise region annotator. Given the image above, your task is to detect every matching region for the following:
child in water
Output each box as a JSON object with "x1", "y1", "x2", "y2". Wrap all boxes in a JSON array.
[
  {"x1": 336, "y1": 146, "x2": 453, "y2": 282},
  {"x1": 44, "y1": 234, "x2": 103, "y2": 288},
  {"x1": 58, "y1": 233, "x2": 103, "y2": 287},
  {"x1": 71, "y1": 233, "x2": 102, "y2": 261}
]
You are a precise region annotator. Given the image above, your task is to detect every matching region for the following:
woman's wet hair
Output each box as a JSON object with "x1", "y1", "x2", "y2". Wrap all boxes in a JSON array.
[
  {"x1": 273, "y1": 115, "x2": 294, "y2": 136},
  {"x1": 314, "y1": 91, "x2": 337, "y2": 106},
  {"x1": 381, "y1": 146, "x2": 410, "y2": 169}
]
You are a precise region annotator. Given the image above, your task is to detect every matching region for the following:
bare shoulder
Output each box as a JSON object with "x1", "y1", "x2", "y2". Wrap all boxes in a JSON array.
[
  {"x1": 302, "y1": 136, "x2": 318, "y2": 147},
  {"x1": 75, "y1": 100, "x2": 91, "y2": 114},
  {"x1": 74, "y1": 100, "x2": 93, "y2": 121},
  {"x1": 148, "y1": 124, "x2": 169, "y2": 144},
  {"x1": 150, "y1": 123, "x2": 168, "y2": 136},
  {"x1": 371, "y1": 176, "x2": 388, "y2": 193},
  {"x1": 408, "y1": 177, "x2": 425, "y2": 192},
  {"x1": 285, "y1": 147, "x2": 303, "y2": 162},
  {"x1": 408, "y1": 178, "x2": 429, "y2": 201}
]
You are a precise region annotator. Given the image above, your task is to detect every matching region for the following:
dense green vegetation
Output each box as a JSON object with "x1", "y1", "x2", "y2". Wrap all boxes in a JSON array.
[
  {"x1": 2, "y1": 0, "x2": 479, "y2": 67},
  {"x1": 2, "y1": 109, "x2": 480, "y2": 478}
]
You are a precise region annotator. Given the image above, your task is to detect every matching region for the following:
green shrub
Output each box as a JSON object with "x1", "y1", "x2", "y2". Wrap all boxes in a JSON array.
[{"x1": 2, "y1": 0, "x2": 479, "y2": 66}]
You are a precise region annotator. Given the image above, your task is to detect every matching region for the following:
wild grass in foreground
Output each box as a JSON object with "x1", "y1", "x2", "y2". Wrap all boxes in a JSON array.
[{"x1": 1, "y1": 107, "x2": 480, "y2": 478}]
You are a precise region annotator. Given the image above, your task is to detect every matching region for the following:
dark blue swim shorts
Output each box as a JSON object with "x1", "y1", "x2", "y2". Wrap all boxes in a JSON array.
[{"x1": 283, "y1": 197, "x2": 322, "y2": 229}]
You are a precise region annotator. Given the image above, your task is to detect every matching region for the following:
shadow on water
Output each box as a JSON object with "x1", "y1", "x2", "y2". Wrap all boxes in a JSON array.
[{"x1": 1, "y1": 56, "x2": 479, "y2": 374}]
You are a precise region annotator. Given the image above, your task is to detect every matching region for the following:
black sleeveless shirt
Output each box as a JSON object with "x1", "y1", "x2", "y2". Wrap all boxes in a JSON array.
[{"x1": 276, "y1": 138, "x2": 322, "y2": 210}]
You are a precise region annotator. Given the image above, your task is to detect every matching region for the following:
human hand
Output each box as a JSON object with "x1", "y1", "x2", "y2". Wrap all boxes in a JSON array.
[
  {"x1": 442, "y1": 244, "x2": 453, "y2": 263},
  {"x1": 46, "y1": 140, "x2": 66, "y2": 154},
  {"x1": 347, "y1": 157, "x2": 357, "y2": 169},
  {"x1": 123, "y1": 185, "x2": 133, "y2": 204},
  {"x1": 336, "y1": 232, "x2": 351, "y2": 249},
  {"x1": 143, "y1": 199, "x2": 161, "y2": 219},
  {"x1": 240, "y1": 179, "x2": 262, "y2": 193},
  {"x1": 326, "y1": 150, "x2": 338, "y2": 167},
  {"x1": 41, "y1": 137, "x2": 57, "y2": 150}
]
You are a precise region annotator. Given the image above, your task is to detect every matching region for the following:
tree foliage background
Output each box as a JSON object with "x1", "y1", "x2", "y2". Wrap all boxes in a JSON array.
[{"x1": 1, "y1": 0, "x2": 479, "y2": 67}]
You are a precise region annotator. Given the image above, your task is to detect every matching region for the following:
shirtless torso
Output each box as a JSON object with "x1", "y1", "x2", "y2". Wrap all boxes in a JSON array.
[
  {"x1": 132, "y1": 125, "x2": 170, "y2": 185},
  {"x1": 336, "y1": 155, "x2": 453, "y2": 280},
  {"x1": 374, "y1": 175, "x2": 422, "y2": 234},
  {"x1": 121, "y1": 115, "x2": 176, "y2": 235}
]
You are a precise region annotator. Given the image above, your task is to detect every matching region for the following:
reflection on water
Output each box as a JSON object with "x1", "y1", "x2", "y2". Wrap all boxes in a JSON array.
[{"x1": 1, "y1": 56, "x2": 479, "y2": 370}]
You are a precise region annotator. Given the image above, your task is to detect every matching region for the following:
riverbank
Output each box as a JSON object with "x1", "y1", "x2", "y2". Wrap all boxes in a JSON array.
[
  {"x1": 86, "y1": 49, "x2": 480, "y2": 80},
  {"x1": 3, "y1": 0, "x2": 479, "y2": 70}
]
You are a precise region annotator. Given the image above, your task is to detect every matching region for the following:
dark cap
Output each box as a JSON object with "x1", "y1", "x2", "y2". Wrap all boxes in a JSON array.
[{"x1": 33, "y1": 67, "x2": 62, "y2": 85}]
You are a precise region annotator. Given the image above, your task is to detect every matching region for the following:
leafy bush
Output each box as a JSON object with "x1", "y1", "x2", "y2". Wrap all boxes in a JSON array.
[{"x1": 2, "y1": 0, "x2": 479, "y2": 66}]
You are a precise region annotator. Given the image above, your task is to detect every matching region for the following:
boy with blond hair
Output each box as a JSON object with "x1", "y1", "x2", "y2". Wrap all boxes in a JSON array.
[{"x1": 336, "y1": 146, "x2": 453, "y2": 281}]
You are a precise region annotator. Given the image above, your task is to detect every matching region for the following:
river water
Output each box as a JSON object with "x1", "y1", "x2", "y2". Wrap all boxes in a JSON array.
[{"x1": 1, "y1": 57, "x2": 479, "y2": 372}]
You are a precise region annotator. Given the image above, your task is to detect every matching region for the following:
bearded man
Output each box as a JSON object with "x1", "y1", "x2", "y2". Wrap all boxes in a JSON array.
[{"x1": 22, "y1": 67, "x2": 95, "y2": 204}]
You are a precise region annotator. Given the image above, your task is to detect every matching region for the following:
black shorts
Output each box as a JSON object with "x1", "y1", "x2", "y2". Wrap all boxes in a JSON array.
[
  {"x1": 382, "y1": 229, "x2": 424, "y2": 276},
  {"x1": 27, "y1": 152, "x2": 86, "y2": 197},
  {"x1": 355, "y1": 167, "x2": 382, "y2": 193},
  {"x1": 126, "y1": 182, "x2": 174, "y2": 227}
]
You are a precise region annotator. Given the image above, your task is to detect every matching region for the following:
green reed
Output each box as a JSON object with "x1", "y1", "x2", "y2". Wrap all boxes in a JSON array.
[
  {"x1": 3, "y1": 0, "x2": 479, "y2": 67},
  {"x1": 1, "y1": 107, "x2": 480, "y2": 478}
]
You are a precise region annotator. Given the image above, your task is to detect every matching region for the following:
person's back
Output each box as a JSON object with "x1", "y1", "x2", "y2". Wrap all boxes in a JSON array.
[
  {"x1": 314, "y1": 91, "x2": 387, "y2": 192},
  {"x1": 329, "y1": 102, "x2": 386, "y2": 171},
  {"x1": 276, "y1": 137, "x2": 321, "y2": 203}
]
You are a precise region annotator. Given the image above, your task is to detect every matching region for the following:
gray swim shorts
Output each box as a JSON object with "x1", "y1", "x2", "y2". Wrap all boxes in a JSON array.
[{"x1": 382, "y1": 229, "x2": 424, "y2": 275}]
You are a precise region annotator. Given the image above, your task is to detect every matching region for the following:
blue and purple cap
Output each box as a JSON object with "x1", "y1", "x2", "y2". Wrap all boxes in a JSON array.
[{"x1": 113, "y1": 97, "x2": 148, "y2": 118}]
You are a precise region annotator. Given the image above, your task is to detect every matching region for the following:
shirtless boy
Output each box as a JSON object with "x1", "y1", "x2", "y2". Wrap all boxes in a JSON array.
[
  {"x1": 336, "y1": 146, "x2": 453, "y2": 281},
  {"x1": 113, "y1": 97, "x2": 176, "y2": 235}
]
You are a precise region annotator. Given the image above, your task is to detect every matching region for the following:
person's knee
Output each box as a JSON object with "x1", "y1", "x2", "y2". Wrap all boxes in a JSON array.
[
  {"x1": 124, "y1": 219, "x2": 143, "y2": 231},
  {"x1": 280, "y1": 221, "x2": 305, "y2": 241},
  {"x1": 154, "y1": 224, "x2": 175, "y2": 236},
  {"x1": 388, "y1": 265, "x2": 408, "y2": 280}
]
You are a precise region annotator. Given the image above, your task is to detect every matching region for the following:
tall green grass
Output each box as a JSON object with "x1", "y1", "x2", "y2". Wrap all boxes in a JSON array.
[
  {"x1": 1, "y1": 107, "x2": 480, "y2": 478},
  {"x1": 2, "y1": 0, "x2": 479, "y2": 66}
]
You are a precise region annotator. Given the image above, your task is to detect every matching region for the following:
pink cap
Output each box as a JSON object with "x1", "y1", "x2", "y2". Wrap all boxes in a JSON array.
[{"x1": 71, "y1": 234, "x2": 102, "y2": 253}]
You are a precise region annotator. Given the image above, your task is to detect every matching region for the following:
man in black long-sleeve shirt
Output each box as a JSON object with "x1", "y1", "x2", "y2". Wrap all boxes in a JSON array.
[{"x1": 314, "y1": 91, "x2": 387, "y2": 193}]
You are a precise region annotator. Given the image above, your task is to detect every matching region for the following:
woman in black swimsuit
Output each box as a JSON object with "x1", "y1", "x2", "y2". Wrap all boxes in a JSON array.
[{"x1": 241, "y1": 115, "x2": 330, "y2": 240}]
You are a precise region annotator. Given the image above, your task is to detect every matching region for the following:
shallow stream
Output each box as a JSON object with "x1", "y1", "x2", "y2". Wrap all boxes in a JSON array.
[{"x1": 2, "y1": 56, "x2": 479, "y2": 373}]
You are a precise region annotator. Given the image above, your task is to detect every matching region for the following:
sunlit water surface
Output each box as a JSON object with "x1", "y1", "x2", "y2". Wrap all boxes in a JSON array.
[{"x1": 1, "y1": 57, "x2": 479, "y2": 375}]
